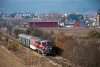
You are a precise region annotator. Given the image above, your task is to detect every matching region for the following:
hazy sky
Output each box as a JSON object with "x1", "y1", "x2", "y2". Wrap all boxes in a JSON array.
[{"x1": 0, "y1": 0, "x2": 100, "y2": 13}]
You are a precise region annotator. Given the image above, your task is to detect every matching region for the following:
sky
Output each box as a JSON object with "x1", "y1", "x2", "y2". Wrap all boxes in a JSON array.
[{"x1": 0, "y1": 0, "x2": 100, "y2": 13}]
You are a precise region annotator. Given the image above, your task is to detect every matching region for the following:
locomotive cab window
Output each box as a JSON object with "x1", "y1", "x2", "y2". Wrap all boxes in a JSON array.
[
  {"x1": 42, "y1": 42, "x2": 46, "y2": 45},
  {"x1": 47, "y1": 42, "x2": 49, "y2": 45},
  {"x1": 47, "y1": 42, "x2": 52, "y2": 45}
]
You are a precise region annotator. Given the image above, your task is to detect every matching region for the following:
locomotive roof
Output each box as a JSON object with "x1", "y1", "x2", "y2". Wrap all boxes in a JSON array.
[
  {"x1": 36, "y1": 38, "x2": 43, "y2": 41},
  {"x1": 34, "y1": 38, "x2": 50, "y2": 42},
  {"x1": 40, "y1": 40, "x2": 51, "y2": 42}
]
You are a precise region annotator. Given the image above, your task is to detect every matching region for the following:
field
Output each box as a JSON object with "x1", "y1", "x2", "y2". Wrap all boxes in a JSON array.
[
  {"x1": 0, "y1": 27, "x2": 100, "y2": 67},
  {"x1": 38, "y1": 27, "x2": 100, "y2": 36}
]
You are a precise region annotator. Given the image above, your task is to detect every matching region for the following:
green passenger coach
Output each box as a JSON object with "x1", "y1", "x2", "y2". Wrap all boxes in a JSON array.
[{"x1": 18, "y1": 34, "x2": 34, "y2": 47}]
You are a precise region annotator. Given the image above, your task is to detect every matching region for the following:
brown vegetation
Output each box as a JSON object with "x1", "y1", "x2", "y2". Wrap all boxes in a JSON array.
[
  {"x1": 0, "y1": 30, "x2": 59, "y2": 67},
  {"x1": 54, "y1": 30, "x2": 100, "y2": 67},
  {"x1": 13, "y1": 28, "x2": 25, "y2": 38},
  {"x1": 88, "y1": 30, "x2": 100, "y2": 39},
  {"x1": 8, "y1": 42, "x2": 19, "y2": 51},
  {"x1": 71, "y1": 39, "x2": 100, "y2": 67},
  {"x1": 9, "y1": 27, "x2": 100, "y2": 67}
]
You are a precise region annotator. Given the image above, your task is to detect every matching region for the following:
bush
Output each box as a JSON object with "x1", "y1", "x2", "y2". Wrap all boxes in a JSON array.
[
  {"x1": 14, "y1": 29, "x2": 25, "y2": 38},
  {"x1": 26, "y1": 26, "x2": 43, "y2": 37},
  {"x1": 88, "y1": 30, "x2": 100, "y2": 39},
  {"x1": 54, "y1": 34, "x2": 74, "y2": 49},
  {"x1": 8, "y1": 42, "x2": 18, "y2": 51},
  {"x1": 0, "y1": 32, "x2": 2, "y2": 41},
  {"x1": 54, "y1": 34, "x2": 78, "y2": 57},
  {"x1": 25, "y1": 27, "x2": 54, "y2": 41}
]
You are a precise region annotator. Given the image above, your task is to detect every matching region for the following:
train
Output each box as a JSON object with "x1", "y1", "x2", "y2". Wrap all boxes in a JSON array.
[{"x1": 18, "y1": 34, "x2": 53, "y2": 55}]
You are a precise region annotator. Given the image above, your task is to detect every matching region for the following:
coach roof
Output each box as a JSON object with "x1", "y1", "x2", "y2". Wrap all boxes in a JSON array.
[{"x1": 18, "y1": 34, "x2": 34, "y2": 39}]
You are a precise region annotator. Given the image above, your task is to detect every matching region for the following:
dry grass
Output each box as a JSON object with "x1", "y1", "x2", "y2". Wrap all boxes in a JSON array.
[{"x1": 38, "y1": 27, "x2": 100, "y2": 36}]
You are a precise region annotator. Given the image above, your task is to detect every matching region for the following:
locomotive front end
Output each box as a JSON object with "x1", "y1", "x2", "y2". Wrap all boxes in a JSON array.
[{"x1": 41, "y1": 40, "x2": 53, "y2": 55}]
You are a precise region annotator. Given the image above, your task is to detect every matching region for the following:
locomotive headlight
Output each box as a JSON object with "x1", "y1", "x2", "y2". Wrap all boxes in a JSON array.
[
  {"x1": 42, "y1": 46, "x2": 45, "y2": 50},
  {"x1": 49, "y1": 46, "x2": 52, "y2": 49}
]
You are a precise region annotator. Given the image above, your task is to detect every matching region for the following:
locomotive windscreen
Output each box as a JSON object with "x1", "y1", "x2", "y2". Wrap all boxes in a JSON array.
[
  {"x1": 42, "y1": 41, "x2": 52, "y2": 46},
  {"x1": 47, "y1": 42, "x2": 52, "y2": 46}
]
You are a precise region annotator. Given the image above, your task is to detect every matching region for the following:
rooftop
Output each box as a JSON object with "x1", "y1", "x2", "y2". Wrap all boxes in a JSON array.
[
  {"x1": 97, "y1": 10, "x2": 100, "y2": 15},
  {"x1": 29, "y1": 20, "x2": 58, "y2": 23}
]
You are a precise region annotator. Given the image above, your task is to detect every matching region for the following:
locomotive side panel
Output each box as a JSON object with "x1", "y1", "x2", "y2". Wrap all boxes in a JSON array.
[{"x1": 30, "y1": 37, "x2": 38, "y2": 50}]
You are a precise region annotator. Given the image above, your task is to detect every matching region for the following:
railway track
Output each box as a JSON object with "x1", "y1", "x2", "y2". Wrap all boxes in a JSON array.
[
  {"x1": 45, "y1": 56, "x2": 72, "y2": 67},
  {"x1": 0, "y1": 29, "x2": 72, "y2": 67},
  {"x1": 0, "y1": 29, "x2": 17, "y2": 42}
]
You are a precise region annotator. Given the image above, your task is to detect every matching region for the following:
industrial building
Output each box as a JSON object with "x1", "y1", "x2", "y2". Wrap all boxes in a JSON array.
[{"x1": 28, "y1": 20, "x2": 59, "y2": 27}]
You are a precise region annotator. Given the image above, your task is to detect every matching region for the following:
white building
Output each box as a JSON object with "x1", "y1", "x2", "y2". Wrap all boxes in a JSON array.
[{"x1": 96, "y1": 10, "x2": 100, "y2": 27}]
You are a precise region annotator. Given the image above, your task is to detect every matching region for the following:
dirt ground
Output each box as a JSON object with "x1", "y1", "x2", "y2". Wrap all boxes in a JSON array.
[
  {"x1": 0, "y1": 46, "x2": 25, "y2": 67},
  {"x1": 0, "y1": 44, "x2": 60, "y2": 67}
]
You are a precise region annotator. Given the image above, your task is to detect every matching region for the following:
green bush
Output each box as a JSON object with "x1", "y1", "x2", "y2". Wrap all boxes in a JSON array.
[
  {"x1": 25, "y1": 27, "x2": 54, "y2": 41},
  {"x1": 8, "y1": 42, "x2": 18, "y2": 51},
  {"x1": 88, "y1": 30, "x2": 100, "y2": 39},
  {"x1": 14, "y1": 29, "x2": 25, "y2": 38},
  {"x1": 0, "y1": 32, "x2": 2, "y2": 41}
]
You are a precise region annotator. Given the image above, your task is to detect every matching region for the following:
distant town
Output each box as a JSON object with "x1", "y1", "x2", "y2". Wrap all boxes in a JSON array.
[{"x1": 0, "y1": 10, "x2": 100, "y2": 29}]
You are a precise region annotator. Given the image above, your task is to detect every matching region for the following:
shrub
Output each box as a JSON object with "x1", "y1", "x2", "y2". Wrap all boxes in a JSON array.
[
  {"x1": 8, "y1": 42, "x2": 18, "y2": 51},
  {"x1": 26, "y1": 26, "x2": 43, "y2": 37},
  {"x1": 14, "y1": 29, "x2": 25, "y2": 38},
  {"x1": 54, "y1": 34, "x2": 74, "y2": 49},
  {"x1": 88, "y1": 30, "x2": 100, "y2": 39},
  {"x1": 25, "y1": 27, "x2": 54, "y2": 41},
  {"x1": 54, "y1": 33, "x2": 78, "y2": 57},
  {"x1": 0, "y1": 32, "x2": 2, "y2": 40}
]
